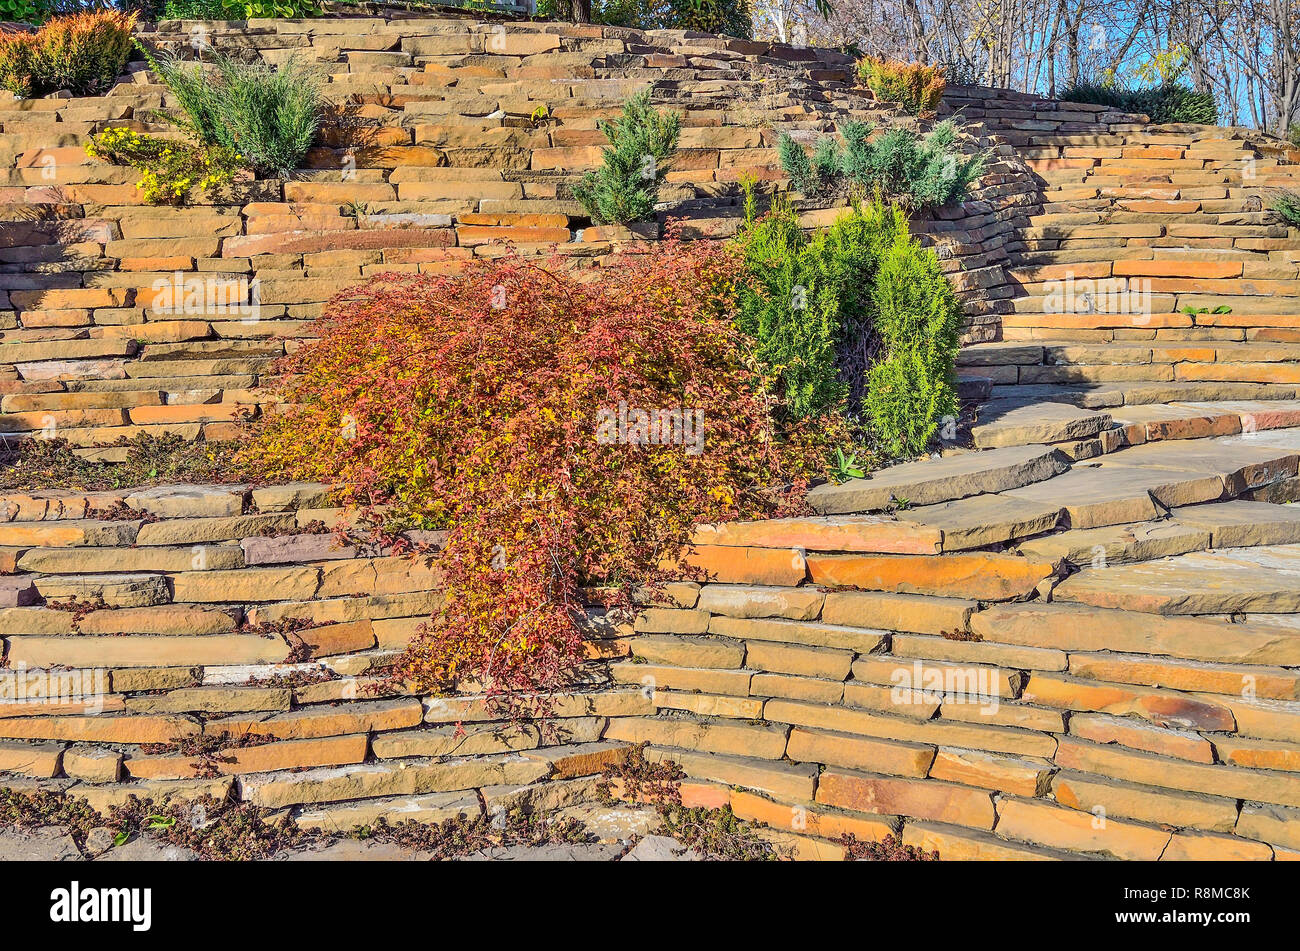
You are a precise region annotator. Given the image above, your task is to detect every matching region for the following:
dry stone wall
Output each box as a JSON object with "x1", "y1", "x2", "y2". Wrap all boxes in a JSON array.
[
  {"x1": 0, "y1": 16, "x2": 1050, "y2": 459},
  {"x1": 0, "y1": 481, "x2": 649, "y2": 830}
]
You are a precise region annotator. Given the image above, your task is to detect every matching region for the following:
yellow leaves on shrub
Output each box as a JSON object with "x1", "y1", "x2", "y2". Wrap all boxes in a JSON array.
[{"x1": 856, "y1": 56, "x2": 946, "y2": 116}]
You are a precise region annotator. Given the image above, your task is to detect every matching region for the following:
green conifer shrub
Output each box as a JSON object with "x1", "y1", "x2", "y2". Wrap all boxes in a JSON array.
[{"x1": 573, "y1": 89, "x2": 682, "y2": 225}]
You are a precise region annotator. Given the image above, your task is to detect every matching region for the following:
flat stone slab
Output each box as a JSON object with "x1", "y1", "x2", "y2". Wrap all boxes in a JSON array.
[
  {"x1": 32, "y1": 572, "x2": 171, "y2": 608},
  {"x1": 971, "y1": 401, "x2": 1112, "y2": 449},
  {"x1": 295, "y1": 791, "x2": 480, "y2": 833},
  {"x1": 1108, "y1": 403, "x2": 1242, "y2": 441},
  {"x1": 956, "y1": 342, "x2": 1046, "y2": 366},
  {"x1": 1176, "y1": 400, "x2": 1300, "y2": 433},
  {"x1": 124, "y1": 484, "x2": 248, "y2": 519},
  {"x1": 989, "y1": 384, "x2": 1128, "y2": 409},
  {"x1": 1115, "y1": 381, "x2": 1300, "y2": 405},
  {"x1": 249, "y1": 482, "x2": 333, "y2": 512},
  {"x1": 1015, "y1": 519, "x2": 1211, "y2": 566},
  {"x1": 1170, "y1": 500, "x2": 1300, "y2": 548},
  {"x1": 0, "y1": 825, "x2": 81, "y2": 861},
  {"x1": 1053, "y1": 544, "x2": 1300, "y2": 614},
  {"x1": 1098, "y1": 436, "x2": 1300, "y2": 496},
  {"x1": 807, "y1": 551, "x2": 1058, "y2": 600},
  {"x1": 692, "y1": 515, "x2": 941, "y2": 554},
  {"x1": 1215, "y1": 427, "x2": 1300, "y2": 451},
  {"x1": 620, "y1": 834, "x2": 702, "y2": 861},
  {"x1": 95, "y1": 836, "x2": 199, "y2": 862},
  {"x1": 973, "y1": 602, "x2": 1300, "y2": 666},
  {"x1": 808, "y1": 444, "x2": 1069, "y2": 515},
  {"x1": 1002, "y1": 464, "x2": 1222, "y2": 529},
  {"x1": 0, "y1": 576, "x2": 38, "y2": 608},
  {"x1": 457, "y1": 842, "x2": 626, "y2": 861},
  {"x1": 276, "y1": 839, "x2": 433, "y2": 861},
  {"x1": 897, "y1": 493, "x2": 1063, "y2": 550},
  {"x1": 241, "y1": 533, "x2": 361, "y2": 565}
]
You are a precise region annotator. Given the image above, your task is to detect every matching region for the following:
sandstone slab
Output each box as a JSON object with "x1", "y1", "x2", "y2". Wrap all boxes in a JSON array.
[{"x1": 807, "y1": 445, "x2": 1069, "y2": 515}]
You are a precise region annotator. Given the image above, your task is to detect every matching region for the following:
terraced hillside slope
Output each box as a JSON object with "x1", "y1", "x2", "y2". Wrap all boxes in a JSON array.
[
  {"x1": 0, "y1": 15, "x2": 1099, "y2": 451},
  {"x1": 4, "y1": 16, "x2": 1300, "y2": 860}
]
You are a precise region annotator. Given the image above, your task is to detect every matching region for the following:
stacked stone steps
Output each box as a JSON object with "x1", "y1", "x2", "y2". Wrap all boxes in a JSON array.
[
  {"x1": 0, "y1": 478, "x2": 655, "y2": 827},
  {"x1": 805, "y1": 421, "x2": 1300, "y2": 521},
  {"x1": 614, "y1": 563, "x2": 1300, "y2": 859},
  {"x1": 1000, "y1": 123, "x2": 1300, "y2": 346},
  {"x1": 964, "y1": 392, "x2": 1300, "y2": 454},
  {"x1": 628, "y1": 427, "x2": 1300, "y2": 858}
]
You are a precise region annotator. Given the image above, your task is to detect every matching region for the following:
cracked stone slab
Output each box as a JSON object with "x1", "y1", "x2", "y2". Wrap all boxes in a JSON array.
[
  {"x1": 896, "y1": 493, "x2": 1063, "y2": 550},
  {"x1": 1052, "y1": 544, "x2": 1300, "y2": 614},
  {"x1": 1001, "y1": 464, "x2": 1223, "y2": 529},
  {"x1": 1170, "y1": 500, "x2": 1300, "y2": 548},
  {"x1": 1014, "y1": 519, "x2": 1212, "y2": 566},
  {"x1": 31, "y1": 572, "x2": 171, "y2": 608},
  {"x1": 808, "y1": 444, "x2": 1068, "y2": 515},
  {"x1": 971, "y1": 401, "x2": 1113, "y2": 449}
]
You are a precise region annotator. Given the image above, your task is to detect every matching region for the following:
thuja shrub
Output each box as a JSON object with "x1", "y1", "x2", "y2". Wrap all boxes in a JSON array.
[
  {"x1": 573, "y1": 89, "x2": 681, "y2": 225},
  {"x1": 779, "y1": 120, "x2": 986, "y2": 209},
  {"x1": 857, "y1": 56, "x2": 946, "y2": 115},
  {"x1": 863, "y1": 208, "x2": 963, "y2": 457},
  {"x1": 735, "y1": 196, "x2": 904, "y2": 419},
  {"x1": 244, "y1": 243, "x2": 833, "y2": 700},
  {"x1": 737, "y1": 197, "x2": 960, "y2": 458},
  {"x1": 0, "y1": 10, "x2": 136, "y2": 99}
]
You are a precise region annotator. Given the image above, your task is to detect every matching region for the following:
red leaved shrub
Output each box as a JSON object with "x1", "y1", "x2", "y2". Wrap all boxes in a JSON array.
[{"x1": 245, "y1": 241, "x2": 837, "y2": 704}]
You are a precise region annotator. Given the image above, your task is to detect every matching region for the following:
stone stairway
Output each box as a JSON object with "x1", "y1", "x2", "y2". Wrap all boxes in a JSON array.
[
  {"x1": 618, "y1": 422, "x2": 1300, "y2": 859},
  {"x1": 7, "y1": 17, "x2": 1300, "y2": 860},
  {"x1": 983, "y1": 127, "x2": 1300, "y2": 384}
]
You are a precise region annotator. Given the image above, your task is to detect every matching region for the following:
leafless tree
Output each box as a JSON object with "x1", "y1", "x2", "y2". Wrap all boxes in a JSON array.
[{"x1": 785, "y1": 0, "x2": 1298, "y2": 133}]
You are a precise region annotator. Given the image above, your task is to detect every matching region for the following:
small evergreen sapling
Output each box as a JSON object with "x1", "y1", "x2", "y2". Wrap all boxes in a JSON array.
[{"x1": 573, "y1": 90, "x2": 682, "y2": 225}]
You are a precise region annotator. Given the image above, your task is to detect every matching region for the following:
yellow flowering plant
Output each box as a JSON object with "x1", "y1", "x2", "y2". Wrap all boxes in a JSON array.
[{"x1": 85, "y1": 126, "x2": 241, "y2": 205}]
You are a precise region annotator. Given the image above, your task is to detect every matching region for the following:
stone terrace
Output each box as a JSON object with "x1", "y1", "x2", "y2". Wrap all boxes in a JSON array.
[
  {"x1": 4, "y1": 16, "x2": 1300, "y2": 860},
  {"x1": 0, "y1": 16, "x2": 1111, "y2": 454}
]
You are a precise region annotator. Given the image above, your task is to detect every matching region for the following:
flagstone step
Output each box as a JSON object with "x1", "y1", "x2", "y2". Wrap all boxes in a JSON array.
[
  {"x1": 806, "y1": 444, "x2": 1069, "y2": 515},
  {"x1": 989, "y1": 381, "x2": 1300, "y2": 408},
  {"x1": 969, "y1": 401, "x2": 1113, "y2": 450},
  {"x1": 1052, "y1": 544, "x2": 1300, "y2": 615}
]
